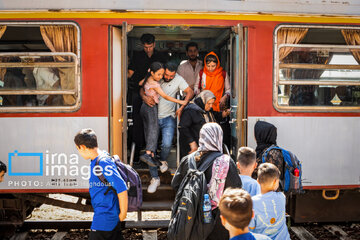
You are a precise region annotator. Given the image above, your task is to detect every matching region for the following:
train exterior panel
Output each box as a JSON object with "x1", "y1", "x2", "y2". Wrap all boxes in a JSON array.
[{"x1": 0, "y1": 117, "x2": 107, "y2": 192}]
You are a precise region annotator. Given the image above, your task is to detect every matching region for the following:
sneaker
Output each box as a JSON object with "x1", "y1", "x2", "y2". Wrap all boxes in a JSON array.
[
  {"x1": 139, "y1": 153, "x2": 160, "y2": 167},
  {"x1": 159, "y1": 161, "x2": 168, "y2": 173},
  {"x1": 147, "y1": 178, "x2": 160, "y2": 193}
]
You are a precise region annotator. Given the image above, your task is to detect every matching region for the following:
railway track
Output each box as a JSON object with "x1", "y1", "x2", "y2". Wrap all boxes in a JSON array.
[
  {"x1": 290, "y1": 223, "x2": 360, "y2": 240},
  {"x1": 4, "y1": 220, "x2": 360, "y2": 240}
]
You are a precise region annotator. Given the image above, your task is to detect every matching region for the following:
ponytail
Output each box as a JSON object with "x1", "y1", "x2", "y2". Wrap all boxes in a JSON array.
[{"x1": 142, "y1": 61, "x2": 164, "y2": 87}]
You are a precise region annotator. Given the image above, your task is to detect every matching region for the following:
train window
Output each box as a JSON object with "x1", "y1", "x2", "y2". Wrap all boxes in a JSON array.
[
  {"x1": 274, "y1": 26, "x2": 360, "y2": 112},
  {"x1": 0, "y1": 23, "x2": 80, "y2": 112}
]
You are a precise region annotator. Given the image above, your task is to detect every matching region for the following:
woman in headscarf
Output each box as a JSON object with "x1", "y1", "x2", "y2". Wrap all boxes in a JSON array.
[
  {"x1": 254, "y1": 121, "x2": 284, "y2": 182},
  {"x1": 178, "y1": 90, "x2": 230, "y2": 159},
  {"x1": 172, "y1": 123, "x2": 242, "y2": 240},
  {"x1": 254, "y1": 121, "x2": 277, "y2": 159},
  {"x1": 194, "y1": 52, "x2": 231, "y2": 112}
]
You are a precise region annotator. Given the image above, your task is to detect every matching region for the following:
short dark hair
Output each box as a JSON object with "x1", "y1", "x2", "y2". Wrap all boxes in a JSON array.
[
  {"x1": 140, "y1": 33, "x2": 155, "y2": 44},
  {"x1": 219, "y1": 188, "x2": 253, "y2": 230},
  {"x1": 205, "y1": 54, "x2": 218, "y2": 64},
  {"x1": 186, "y1": 42, "x2": 198, "y2": 51},
  {"x1": 0, "y1": 161, "x2": 7, "y2": 173},
  {"x1": 74, "y1": 128, "x2": 98, "y2": 149},
  {"x1": 237, "y1": 147, "x2": 256, "y2": 167},
  {"x1": 257, "y1": 163, "x2": 280, "y2": 185},
  {"x1": 164, "y1": 62, "x2": 178, "y2": 72}
]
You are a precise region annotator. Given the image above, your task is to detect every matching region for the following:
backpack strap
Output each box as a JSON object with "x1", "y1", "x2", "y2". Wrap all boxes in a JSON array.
[
  {"x1": 262, "y1": 145, "x2": 295, "y2": 168},
  {"x1": 95, "y1": 155, "x2": 117, "y2": 195},
  {"x1": 198, "y1": 152, "x2": 223, "y2": 172},
  {"x1": 261, "y1": 145, "x2": 280, "y2": 163}
]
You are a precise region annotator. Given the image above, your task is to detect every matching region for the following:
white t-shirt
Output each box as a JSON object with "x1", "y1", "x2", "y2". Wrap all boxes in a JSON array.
[
  {"x1": 158, "y1": 74, "x2": 189, "y2": 119},
  {"x1": 249, "y1": 191, "x2": 290, "y2": 240}
]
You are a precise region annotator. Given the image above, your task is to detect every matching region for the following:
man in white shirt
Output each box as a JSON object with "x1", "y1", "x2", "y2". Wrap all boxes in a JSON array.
[
  {"x1": 177, "y1": 42, "x2": 202, "y2": 90},
  {"x1": 141, "y1": 62, "x2": 194, "y2": 193}
]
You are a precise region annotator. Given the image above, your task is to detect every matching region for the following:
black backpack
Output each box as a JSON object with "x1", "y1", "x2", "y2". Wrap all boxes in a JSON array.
[{"x1": 168, "y1": 151, "x2": 222, "y2": 240}]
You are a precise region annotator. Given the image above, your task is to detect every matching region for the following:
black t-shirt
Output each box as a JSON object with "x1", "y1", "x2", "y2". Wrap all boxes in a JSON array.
[{"x1": 128, "y1": 50, "x2": 168, "y2": 93}]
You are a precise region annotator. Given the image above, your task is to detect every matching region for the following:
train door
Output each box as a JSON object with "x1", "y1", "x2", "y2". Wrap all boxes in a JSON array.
[
  {"x1": 110, "y1": 23, "x2": 128, "y2": 162},
  {"x1": 229, "y1": 24, "x2": 247, "y2": 156}
]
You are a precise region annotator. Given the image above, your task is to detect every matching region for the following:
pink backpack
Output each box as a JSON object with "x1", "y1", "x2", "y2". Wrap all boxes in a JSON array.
[{"x1": 207, "y1": 154, "x2": 230, "y2": 209}]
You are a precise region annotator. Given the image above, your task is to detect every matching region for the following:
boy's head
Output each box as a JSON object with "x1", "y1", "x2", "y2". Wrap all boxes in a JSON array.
[
  {"x1": 74, "y1": 128, "x2": 98, "y2": 159},
  {"x1": 237, "y1": 147, "x2": 257, "y2": 175},
  {"x1": 0, "y1": 161, "x2": 7, "y2": 182},
  {"x1": 219, "y1": 188, "x2": 253, "y2": 231},
  {"x1": 257, "y1": 163, "x2": 280, "y2": 191}
]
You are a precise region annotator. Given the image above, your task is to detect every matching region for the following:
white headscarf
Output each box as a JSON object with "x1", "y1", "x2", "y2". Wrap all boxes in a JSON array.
[
  {"x1": 198, "y1": 122, "x2": 223, "y2": 153},
  {"x1": 198, "y1": 122, "x2": 230, "y2": 210}
]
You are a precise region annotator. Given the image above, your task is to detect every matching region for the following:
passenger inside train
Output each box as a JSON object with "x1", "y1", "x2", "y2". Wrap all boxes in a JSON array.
[
  {"x1": 127, "y1": 27, "x2": 234, "y2": 193},
  {"x1": 277, "y1": 27, "x2": 360, "y2": 107},
  {"x1": 0, "y1": 25, "x2": 78, "y2": 107}
]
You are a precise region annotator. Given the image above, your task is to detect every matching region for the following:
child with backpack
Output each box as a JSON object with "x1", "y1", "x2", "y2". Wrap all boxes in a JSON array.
[
  {"x1": 74, "y1": 128, "x2": 128, "y2": 240},
  {"x1": 237, "y1": 147, "x2": 261, "y2": 196},
  {"x1": 139, "y1": 62, "x2": 186, "y2": 190},
  {"x1": 249, "y1": 163, "x2": 290, "y2": 240},
  {"x1": 219, "y1": 188, "x2": 270, "y2": 240}
]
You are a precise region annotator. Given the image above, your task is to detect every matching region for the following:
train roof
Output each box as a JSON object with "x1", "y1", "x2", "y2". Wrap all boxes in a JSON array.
[{"x1": 0, "y1": 0, "x2": 359, "y2": 17}]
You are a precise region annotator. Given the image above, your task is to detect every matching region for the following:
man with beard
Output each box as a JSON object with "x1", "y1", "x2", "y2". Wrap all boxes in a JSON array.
[
  {"x1": 141, "y1": 62, "x2": 193, "y2": 193},
  {"x1": 177, "y1": 42, "x2": 203, "y2": 90}
]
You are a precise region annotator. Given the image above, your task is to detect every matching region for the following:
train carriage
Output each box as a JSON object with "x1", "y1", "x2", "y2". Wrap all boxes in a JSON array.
[{"x1": 0, "y1": 0, "x2": 359, "y2": 226}]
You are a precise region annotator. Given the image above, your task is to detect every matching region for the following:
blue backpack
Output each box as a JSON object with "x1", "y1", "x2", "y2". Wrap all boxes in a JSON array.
[
  {"x1": 262, "y1": 146, "x2": 302, "y2": 193},
  {"x1": 95, "y1": 154, "x2": 143, "y2": 212}
]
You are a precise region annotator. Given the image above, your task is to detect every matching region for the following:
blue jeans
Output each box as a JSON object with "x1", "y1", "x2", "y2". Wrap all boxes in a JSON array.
[{"x1": 149, "y1": 116, "x2": 176, "y2": 178}]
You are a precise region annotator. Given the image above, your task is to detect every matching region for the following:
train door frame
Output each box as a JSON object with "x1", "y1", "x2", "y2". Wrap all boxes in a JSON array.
[
  {"x1": 229, "y1": 23, "x2": 248, "y2": 156},
  {"x1": 109, "y1": 22, "x2": 129, "y2": 162}
]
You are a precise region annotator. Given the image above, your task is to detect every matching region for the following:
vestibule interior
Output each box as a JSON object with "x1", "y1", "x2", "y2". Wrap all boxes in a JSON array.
[{"x1": 126, "y1": 25, "x2": 233, "y2": 169}]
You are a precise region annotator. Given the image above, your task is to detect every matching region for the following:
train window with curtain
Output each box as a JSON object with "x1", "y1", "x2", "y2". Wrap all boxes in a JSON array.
[
  {"x1": 0, "y1": 23, "x2": 80, "y2": 112},
  {"x1": 274, "y1": 25, "x2": 360, "y2": 112}
]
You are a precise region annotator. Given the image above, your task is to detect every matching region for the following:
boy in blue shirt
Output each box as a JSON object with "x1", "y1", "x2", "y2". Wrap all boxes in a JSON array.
[
  {"x1": 74, "y1": 128, "x2": 128, "y2": 240},
  {"x1": 237, "y1": 147, "x2": 260, "y2": 196},
  {"x1": 249, "y1": 163, "x2": 290, "y2": 240},
  {"x1": 219, "y1": 188, "x2": 271, "y2": 240}
]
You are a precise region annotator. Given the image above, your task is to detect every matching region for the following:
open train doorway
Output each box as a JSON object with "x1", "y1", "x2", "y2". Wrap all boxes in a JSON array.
[{"x1": 110, "y1": 23, "x2": 246, "y2": 176}]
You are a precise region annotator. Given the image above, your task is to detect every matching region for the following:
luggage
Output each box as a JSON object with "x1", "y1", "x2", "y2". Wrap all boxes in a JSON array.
[
  {"x1": 95, "y1": 154, "x2": 143, "y2": 211},
  {"x1": 262, "y1": 146, "x2": 302, "y2": 193},
  {"x1": 168, "y1": 151, "x2": 222, "y2": 240}
]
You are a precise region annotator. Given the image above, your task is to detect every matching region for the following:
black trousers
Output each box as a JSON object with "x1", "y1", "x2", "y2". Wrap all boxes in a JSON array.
[
  {"x1": 132, "y1": 92, "x2": 145, "y2": 159},
  {"x1": 89, "y1": 222, "x2": 124, "y2": 240}
]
